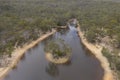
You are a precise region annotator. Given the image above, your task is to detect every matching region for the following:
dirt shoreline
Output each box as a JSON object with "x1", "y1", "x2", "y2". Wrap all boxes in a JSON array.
[
  {"x1": 77, "y1": 24, "x2": 113, "y2": 80},
  {"x1": 0, "y1": 29, "x2": 56, "y2": 80},
  {"x1": 46, "y1": 53, "x2": 70, "y2": 64}
]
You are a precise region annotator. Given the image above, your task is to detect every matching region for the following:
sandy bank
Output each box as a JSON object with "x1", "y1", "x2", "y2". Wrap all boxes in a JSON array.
[
  {"x1": 0, "y1": 29, "x2": 56, "y2": 80},
  {"x1": 46, "y1": 53, "x2": 70, "y2": 64},
  {"x1": 77, "y1": 24, "x2": 113, "y2": 80}
]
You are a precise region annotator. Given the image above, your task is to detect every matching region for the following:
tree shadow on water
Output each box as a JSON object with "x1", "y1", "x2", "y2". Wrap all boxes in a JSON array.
[{"x1": 46, "y1": 63, "x2": 59, "y2": 77}]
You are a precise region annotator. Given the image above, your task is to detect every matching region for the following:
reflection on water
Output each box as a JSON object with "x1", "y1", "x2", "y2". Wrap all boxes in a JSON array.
[
  {"x1": 3, "y1": 24, "x2": 104, "y2": 80},
  {"x1": 46, "y1": 63, "x2": 59, "y2": 77},
  {"x1": 45, "y1": 60, "x2": 72, "y2": 77}
]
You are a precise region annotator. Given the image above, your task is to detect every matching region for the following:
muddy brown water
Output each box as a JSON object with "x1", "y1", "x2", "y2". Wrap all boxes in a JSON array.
[{"x1": 3, "y1": 26, "x2": 104, "y2": 80}]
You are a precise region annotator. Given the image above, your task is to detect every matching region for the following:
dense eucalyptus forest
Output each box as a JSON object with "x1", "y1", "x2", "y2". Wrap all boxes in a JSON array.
[{"x1": 0, "y1": 0, "x2": 120, "y2": 79}]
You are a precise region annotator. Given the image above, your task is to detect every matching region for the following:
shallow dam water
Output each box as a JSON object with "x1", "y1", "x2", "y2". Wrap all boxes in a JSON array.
[{"x1": 3, "y1": 26, "x2": 104, "y2": 80}]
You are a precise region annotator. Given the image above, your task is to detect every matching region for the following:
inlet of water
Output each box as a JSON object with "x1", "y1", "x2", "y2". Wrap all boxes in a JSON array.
[{"x1": 3, "y1": 25, "x2": 104, "y2": 80}]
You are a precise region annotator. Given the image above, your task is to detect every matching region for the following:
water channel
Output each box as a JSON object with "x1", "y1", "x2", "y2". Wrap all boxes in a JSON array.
[{"x1": 3, "y1": 25, "x2": 104, "y2": 80}]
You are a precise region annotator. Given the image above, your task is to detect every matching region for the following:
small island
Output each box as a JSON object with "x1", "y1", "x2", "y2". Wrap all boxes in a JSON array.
[{"x1": 44, "y1": 39, "x2": 71, "y2": 64}]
